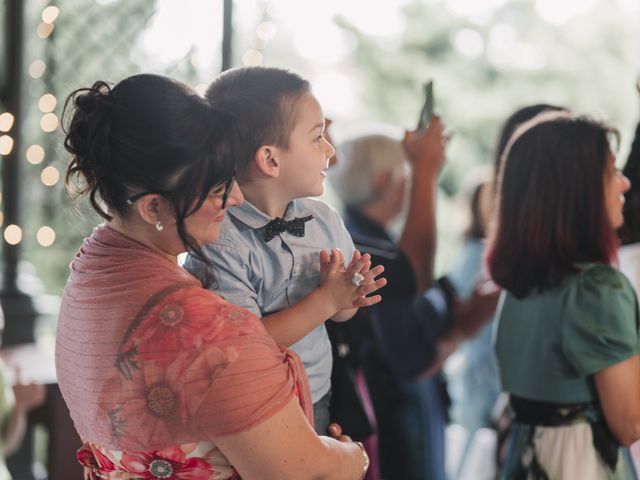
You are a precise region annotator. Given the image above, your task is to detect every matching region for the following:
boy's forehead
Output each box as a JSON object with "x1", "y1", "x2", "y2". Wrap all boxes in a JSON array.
[{"x1": 292, "y1": 92, "x2": 325, "y2": 129}]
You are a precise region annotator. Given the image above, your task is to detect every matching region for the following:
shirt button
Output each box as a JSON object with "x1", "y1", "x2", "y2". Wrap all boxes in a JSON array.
[{"x1": 292, "y1": 265, "x2": 301, "y2": 275}]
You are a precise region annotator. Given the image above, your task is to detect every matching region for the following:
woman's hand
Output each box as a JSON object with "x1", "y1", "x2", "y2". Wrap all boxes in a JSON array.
[
  {"x1": 319, "y1": 249, "x2": 386, "y2": 312},
  {"x1": 217, "y1": 397, "x2": 369, "y2": 479}
]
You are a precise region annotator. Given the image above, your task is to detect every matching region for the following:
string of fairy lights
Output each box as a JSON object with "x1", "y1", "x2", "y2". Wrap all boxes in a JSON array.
[
  {"x1": 0, "y1": 2, "x2": 282, "y2": 249},
  {"x1": 0, "y1": 4, "x2": 60, "y2": 249},
  {"x1": 241, "y1": 3, "x2": 279, "y2": 67}
]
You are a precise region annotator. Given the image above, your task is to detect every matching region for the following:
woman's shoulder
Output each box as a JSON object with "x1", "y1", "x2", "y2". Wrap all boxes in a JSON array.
[
  {"x1": 142, "y1": 285, "x2": 266, "y2": 337},
  {"x1": 558, "y1": 264, "x2": 640, "y2": 376},
  {"x1": 116, "y1": 285, "x2": 269, "y2": 368},
  {"x1": 573, "y1": 263, "x2": 634, "y2": 295}
]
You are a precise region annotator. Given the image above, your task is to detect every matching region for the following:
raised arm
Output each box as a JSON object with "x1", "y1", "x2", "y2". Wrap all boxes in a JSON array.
[{"x1": 398, "y1": 117, "x2": 447, "y2": 292}]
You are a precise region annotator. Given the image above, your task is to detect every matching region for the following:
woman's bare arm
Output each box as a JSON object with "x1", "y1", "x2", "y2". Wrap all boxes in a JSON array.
[
  {"x1": 216, "y1": 396, "x2": 367, "y2": 479},
  {"x1": 594, "y1": 354, "x2": 640, "y2": 447}
]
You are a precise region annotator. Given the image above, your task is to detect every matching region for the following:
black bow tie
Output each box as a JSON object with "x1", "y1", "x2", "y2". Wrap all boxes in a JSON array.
[{"x1": 263, "y1": 215, "x2": 314, "y2": 242}]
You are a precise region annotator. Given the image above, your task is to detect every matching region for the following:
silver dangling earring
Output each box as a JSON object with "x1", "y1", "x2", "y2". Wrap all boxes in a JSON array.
[{"x1": 155, "y1": 221, "x2": 164, "y2": 232}]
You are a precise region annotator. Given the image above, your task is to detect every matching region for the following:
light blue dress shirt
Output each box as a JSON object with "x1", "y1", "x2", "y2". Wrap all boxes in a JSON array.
[{"x1": 185, "y1": 197, "x2": 355, "y2": 403}]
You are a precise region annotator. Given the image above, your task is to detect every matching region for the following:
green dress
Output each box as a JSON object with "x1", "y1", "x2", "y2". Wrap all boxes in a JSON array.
[{"x1": 495, "y1": 264, "x2": 640, "y2": 479}]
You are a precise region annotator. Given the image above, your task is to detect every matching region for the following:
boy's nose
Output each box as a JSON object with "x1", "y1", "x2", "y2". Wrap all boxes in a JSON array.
[{"x1": 323, "y1": 138, "x2": 336, "y2": 159}]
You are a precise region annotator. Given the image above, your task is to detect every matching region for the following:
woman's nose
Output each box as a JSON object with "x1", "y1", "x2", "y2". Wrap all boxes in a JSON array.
[{"x1": 226, "y1": 181, "x2": 244, "y2": 207}]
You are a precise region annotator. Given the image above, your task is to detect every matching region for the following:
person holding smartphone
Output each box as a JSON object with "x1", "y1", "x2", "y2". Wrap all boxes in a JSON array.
[{"x1": 328, "y1": 108, "x2": 498, "y2": 479}]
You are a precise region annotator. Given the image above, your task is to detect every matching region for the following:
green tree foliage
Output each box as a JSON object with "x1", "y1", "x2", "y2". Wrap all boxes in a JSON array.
[
  {"x1": 334, "y1": 0, "x2": 638, "y2": 189},
  {"x1": 329, "y1": 0, "x2": 639, "y2": 270}
]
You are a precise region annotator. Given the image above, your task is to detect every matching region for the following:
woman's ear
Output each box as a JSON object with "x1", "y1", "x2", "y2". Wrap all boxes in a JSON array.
[
  {"x1": 254, "y1": 145, "x2": 280, "y2": 178},
  {"x1": 134, "y1": 194, "x2": 164, "y2": 227}
]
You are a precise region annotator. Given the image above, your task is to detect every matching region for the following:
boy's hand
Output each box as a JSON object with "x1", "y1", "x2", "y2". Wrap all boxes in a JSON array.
[
  {"x1": 319, "y1": 249, "x2": 386, "y2": 312},
  {"x1": 327, "y1": 422, "x2": 352, "y2": 442}
]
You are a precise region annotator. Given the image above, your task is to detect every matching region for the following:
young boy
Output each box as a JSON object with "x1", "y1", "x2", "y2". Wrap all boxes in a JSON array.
[{"x1": 185, "y1": 67, "x2": 385, "y2": 435}]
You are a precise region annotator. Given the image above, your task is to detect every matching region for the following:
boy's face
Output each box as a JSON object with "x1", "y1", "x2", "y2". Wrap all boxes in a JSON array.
[{"x1": 275, "y1": 92, "x2": 335, "y2": 199}]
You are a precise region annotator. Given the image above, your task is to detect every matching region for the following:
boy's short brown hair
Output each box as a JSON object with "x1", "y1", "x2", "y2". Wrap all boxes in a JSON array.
[{"x1": 206, "y1": 67, "x2": 310, "y2": 173}]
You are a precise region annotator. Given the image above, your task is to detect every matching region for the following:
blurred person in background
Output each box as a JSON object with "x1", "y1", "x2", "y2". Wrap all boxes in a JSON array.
[
  {"x1": 447, "y1": 104, "x2": 565, "y2": 478},
  {"x1": 0, "y1": 308, "x2": 45, "y2": 480},
  {"x1": 617, "y1": 79, "x2": 640, "y2": 472},
  {"x1": 329, "y1": 119, "x2": 498, "y2": 480}
]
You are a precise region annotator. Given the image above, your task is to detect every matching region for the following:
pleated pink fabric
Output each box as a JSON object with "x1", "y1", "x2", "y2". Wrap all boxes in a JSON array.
[{"x1": 56, "y1": 225, "x2": 313, "y2": 455}]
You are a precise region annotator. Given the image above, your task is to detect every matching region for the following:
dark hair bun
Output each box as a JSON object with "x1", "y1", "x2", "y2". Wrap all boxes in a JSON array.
[{"x1": 63, "y1": 81, "x2": 115, "y2": 209}]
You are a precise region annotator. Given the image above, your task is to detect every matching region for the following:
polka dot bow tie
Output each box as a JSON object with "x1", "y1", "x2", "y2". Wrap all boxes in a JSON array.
[{"x1": 263, "y1": 215, "x2": 314, "y2": 242}]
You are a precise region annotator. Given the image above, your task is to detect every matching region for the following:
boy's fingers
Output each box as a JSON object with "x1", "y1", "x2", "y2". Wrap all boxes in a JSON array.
[
  {"x1": 348, "y1": 254, "x2": 371, "y2": 274},
  {"x1": 327, "y1": 248, "x2": 342, "y2": 272},
  {"x1": 354, "y1": 294, "x2": 382, "y2": 308},
  {"x1": 359, "y1": 278, "x2": 387, "y2": 296},
  {"x1": 363, "y1": 265, "x2": 384, "y2": 280},
  {"x1": 327, "y1": 423, "x2": 343, "y2": 438},
  {"x1": 319, "y1": 250, "x2": 331, "y2": 265}
]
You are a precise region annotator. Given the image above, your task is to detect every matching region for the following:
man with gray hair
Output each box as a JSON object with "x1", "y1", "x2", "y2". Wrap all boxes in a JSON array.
[{"x1": 328, "y1": 118, "x2": 498, "y2": 480}]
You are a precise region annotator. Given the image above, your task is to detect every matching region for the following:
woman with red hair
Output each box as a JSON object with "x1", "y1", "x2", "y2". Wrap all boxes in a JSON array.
[{"x1": 488, "y1": 111, "x2": 639, "y2": 479}]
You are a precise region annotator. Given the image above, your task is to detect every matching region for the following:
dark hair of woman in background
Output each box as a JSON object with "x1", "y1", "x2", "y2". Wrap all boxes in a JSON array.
[{"x1": 488, "y1": 111, "x2": 640, "y2": 479}]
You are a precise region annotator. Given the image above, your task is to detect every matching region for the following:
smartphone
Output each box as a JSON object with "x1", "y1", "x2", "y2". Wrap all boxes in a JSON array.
[{"x1": 417, "y1": 80, "x2": 434, "y2": 129}]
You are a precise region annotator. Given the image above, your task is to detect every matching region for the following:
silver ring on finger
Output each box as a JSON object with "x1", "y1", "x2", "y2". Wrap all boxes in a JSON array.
[{"x1": 351, "y1": 272, "x2": 365, "y2": 287}]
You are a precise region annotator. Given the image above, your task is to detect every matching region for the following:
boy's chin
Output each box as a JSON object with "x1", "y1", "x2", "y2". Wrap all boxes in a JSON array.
[{"x1": 309, "y1": 184, "x2": 325, "y2": 198}]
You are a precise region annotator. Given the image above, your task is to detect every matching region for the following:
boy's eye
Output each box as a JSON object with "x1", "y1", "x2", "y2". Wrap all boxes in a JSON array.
[{"x1": 314, "y1": 133, "x2": 324, "y2": 143}]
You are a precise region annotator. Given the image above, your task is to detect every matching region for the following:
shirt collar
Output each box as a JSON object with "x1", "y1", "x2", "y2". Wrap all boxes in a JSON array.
[
  {"x1": 226, "y1": 198, "x2": 309, "y2": 230},
  {"x1": 345, "y1": 206, "x2": 392, "y2": 241}
]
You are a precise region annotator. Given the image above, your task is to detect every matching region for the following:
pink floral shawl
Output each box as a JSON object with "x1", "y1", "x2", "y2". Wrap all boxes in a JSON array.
[{"x1": 56, "y1": 225, "x2": 313, "y2": 455}]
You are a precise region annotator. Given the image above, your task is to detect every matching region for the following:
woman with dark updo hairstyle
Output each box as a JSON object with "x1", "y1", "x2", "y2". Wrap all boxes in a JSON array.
[
  {"x1": 488, "y1": 111, "x2": 640, "y2": 479},
  {"x1": 56, "y1": 74, "x2": 369, "y2": 479}
]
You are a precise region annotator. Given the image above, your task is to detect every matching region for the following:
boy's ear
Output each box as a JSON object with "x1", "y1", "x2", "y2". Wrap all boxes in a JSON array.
[{"x1": 254, "y1": 145, "x2": 280, "y2": 178}]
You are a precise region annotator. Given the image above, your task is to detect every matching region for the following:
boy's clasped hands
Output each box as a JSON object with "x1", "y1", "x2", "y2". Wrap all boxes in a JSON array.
[{"x1": 319, "y1": 248, "x2": 387, "y2": 315}]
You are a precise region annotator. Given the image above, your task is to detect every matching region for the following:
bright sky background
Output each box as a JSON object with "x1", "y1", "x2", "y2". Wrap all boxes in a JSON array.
[
  {"x1": 137, "y1": 0, "x2": 640, "y2": 119},
  {"x1": 139, "y1": 0, "x2": 639, "y2": 68}
]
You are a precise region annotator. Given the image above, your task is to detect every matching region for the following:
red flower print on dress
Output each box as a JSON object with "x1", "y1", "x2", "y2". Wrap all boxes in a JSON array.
[
  {"x1": 120, "y1": 446, "x2": 213, "y2": 479},
  {"x1": 77, "y1": 443, "x2": 116, "y2": 476},
  {"x1": 102, "y1": 346, "x2": 236, "y2": 448},
  {"x1": 123, "y1": 287, "x2": 258, "y2": 368}
]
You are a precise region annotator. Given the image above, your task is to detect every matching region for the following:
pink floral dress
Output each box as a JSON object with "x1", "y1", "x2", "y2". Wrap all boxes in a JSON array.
[{"x1": 56, "y1": 226, "x2": 312, "y2": 480}]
